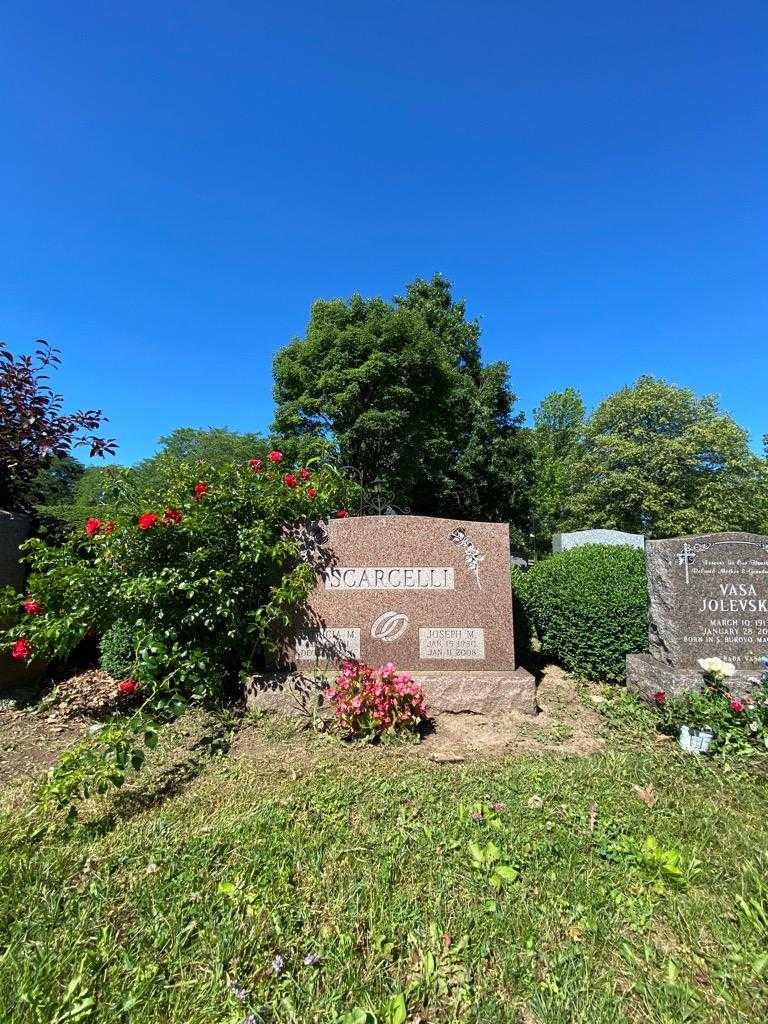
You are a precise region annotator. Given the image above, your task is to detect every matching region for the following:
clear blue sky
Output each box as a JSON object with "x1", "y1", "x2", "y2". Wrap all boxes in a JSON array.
[{"x1": 2, "y1": 1, "x2": 766, "y2": 465}]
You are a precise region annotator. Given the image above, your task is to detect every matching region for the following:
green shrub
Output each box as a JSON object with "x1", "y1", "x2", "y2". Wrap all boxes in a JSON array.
[
  {"x1": 514, "y1": 545, "x2": 648, "y2": 682},
  {"x1": 510, "y1": 565, "x2": 533, "y2": 665},
  {"x1": 99, "y1": 619, "x2": 136, "y2": 678}
]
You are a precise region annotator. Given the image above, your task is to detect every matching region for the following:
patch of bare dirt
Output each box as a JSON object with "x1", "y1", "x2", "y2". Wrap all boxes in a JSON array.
[
  {"x1": 232, "y1": 663, "x2": 607, "y2": 769},
  {"x1": 0, "y1": 670, "x2": 131, "y2": 789},
  {"x1": 0, "y1": 708, "x2": 87, "y2": 788},
  {"x1": 0, "y1": 663, "x2": 608, "y2": 792},
  {"x1": 415, "y1": 663, "x2": 606, "y2": 763}
]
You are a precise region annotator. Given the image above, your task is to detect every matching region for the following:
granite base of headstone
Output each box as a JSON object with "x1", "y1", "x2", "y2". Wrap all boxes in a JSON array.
[
  {"x1": 0, "y1": 511, "x2": 41, "y2": 692},
  {"x1": 245, "y1": 666, "x2": 538, "y2": 718},
  {"x1": 243, "y1": 671, "x2": 336, "y2": 720},
  {"x1": 627, "y1": 531, "x2": 768, "y2": 702},
  {"x1": 624, "y1": 655, "x2": 762, "y2": 703},
  {"x1": 552, "y1": 528, "x2": 645, "y2": 553},
  {"x1": 410, "y1": 668, "x2": 537, "y2": 715},
  {"x1": 0, "y1": 511, "x2": 31, "y2": 590},
  {"x1": 247, "y1": 514, "x2": 537, "y2": 718}
]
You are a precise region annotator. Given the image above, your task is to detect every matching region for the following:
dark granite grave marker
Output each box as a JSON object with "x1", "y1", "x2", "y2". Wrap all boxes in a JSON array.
[{"x1": 627, "y1": 531, "x2": 768, "y2": 700}]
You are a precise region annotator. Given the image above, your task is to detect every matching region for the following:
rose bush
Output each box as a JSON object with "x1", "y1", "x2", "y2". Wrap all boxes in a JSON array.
[
  {"x1": 656, "y1": 656, "x2": 768, "y2": 755},
  {"x1": 0, "y1": 456, "x2": 352, "y2": 701},
  {"x1": 324, "y1": 660, "x2": 428, "y2": 740}
]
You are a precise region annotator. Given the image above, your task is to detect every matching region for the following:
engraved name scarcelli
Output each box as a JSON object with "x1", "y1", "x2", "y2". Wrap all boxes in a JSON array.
[
  {"x1": 324, "y1": 567, "x2": 454, "y2": 590},
  {"x1": 449, "y1": 528, "x2": 485, "y2": 589}
]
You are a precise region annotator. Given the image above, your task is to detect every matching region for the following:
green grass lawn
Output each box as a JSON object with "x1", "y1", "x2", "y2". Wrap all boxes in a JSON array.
[{"x1": 1, "y1": 698, "x2": 767, "y2": 1024}]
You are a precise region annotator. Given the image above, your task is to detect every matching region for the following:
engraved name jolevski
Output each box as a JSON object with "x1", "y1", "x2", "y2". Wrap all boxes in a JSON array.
[{"x1": 324, "y1": 566, "x2": 455, "y2": 590}]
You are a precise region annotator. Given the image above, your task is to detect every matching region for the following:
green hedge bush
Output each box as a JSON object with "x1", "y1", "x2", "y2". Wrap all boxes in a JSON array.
[
  {"x1": 513, "y1": 545, "x2": 648, "y2": 682},
  {"x1": 99, "y1": 619, "x2": 136, "y2": 678}
]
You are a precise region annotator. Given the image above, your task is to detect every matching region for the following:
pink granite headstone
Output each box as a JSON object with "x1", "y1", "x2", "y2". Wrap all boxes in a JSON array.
[{"x1": 285, "y1": 514, "x2": 536, "y2": 715}]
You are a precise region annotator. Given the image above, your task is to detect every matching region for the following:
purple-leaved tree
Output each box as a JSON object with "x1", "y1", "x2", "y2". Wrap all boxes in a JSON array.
[{"x1": 0, "y1": 339, "x2": 117, "y2": 512}]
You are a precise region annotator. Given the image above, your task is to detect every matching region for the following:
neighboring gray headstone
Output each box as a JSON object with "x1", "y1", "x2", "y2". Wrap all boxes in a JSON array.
[
  {"x1": 552, "y1": 529, "x2": 645, "y2": 553},
  {"x1": 627, "y1": 531, "x2": 768, "y2": 702},
  {"x1": 0, "y1": 511, "x2": 41, "y2": 692},
  {"x1": 0, "y1": 511, "x2": 31, "y2": 591}
]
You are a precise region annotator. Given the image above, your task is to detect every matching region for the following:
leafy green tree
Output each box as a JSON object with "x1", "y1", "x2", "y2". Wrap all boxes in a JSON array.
[
  {"x1": 28, "y1": 455, "x2": 85, "y2": 507},
  {"x1": 144, "y1": 427, "x2": 265, "y2": 465},
  {"x1": 26, "y1": 455, "x2": 86, "y2": 540},
  {"x1": 566, "y1": 376, "x2": 767, "y2": 537},
  {"x1": 529, "y1": 388, "x2": 585, "y2": 549},
  {"x1": 132, "y1": 427, "x2": 333, "y2": 496},
  {"x1": 37, "y1": 428, "x2": 337, "y2": 532},
  {"x1": 35, "y1": 464, "x2": 130, "y2": 532},
  {"x1": 272, "y1": 274, "x2": 530, "y2": 540}
]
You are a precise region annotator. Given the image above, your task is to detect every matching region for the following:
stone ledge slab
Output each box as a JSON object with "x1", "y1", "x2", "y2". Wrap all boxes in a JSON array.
[
  {"x1": 243, "y1": 673, "x2": 333, "y2": 719},
  {"x1": 626, "y1": 653, "x2": 759, "y2": 703},
  {"x1": 244, "y1": 667, "x2": 538, "y2": 718},
  {"x1": 412, "y1": 668, "x2": 537, "y2": 716}
]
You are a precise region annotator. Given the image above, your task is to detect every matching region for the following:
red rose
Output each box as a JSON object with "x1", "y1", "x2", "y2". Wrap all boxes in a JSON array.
[
  {"x1": 653, "y1": 690, "x2": 666, "y2": 703},
  {"x1": 729, "y1": 700, "x2": 744, "y2": 713},
  {"x1": 282, "y1": 472, "x2": 298, "y2": 489},
  {"x1": 138, "y1": 513, "x2": 159, "y2": 530},
  {"x1": 118, "y1": 679, "x2": 137, "y2": 696},
  {"x1": 11, "y1": 639, "x2": 30, "y2": 660},
  {"x1": 306, "y1": 486, "x2": 317, "y2": 499},
  {"x1": 103, "y1": 521, "x2": 115, "y2": 535},
  {"x1": 23, "y1": 599, "x2": 43, "y2": 615},
  {"x1": 267, "y1": 451, "x2": 283, "y2": 463},
  {"x1": 85, "y1": 518, "x2": 102, "y2": 536},
  {"x1": 248, "y1": 458, "x2": 263, "y2": 472},
  {"x1": 299, "y1": 468, "x2": 311, "y2": 481},
  {"x1": 194, "y1": 482, "x2": 209, "y2": 498},
  {"x1": 334, "y1": 509, "x2": 350, "y2": 519},
  {"x1": 162, "y1": 508, "x2": 182, "y2": 525}
]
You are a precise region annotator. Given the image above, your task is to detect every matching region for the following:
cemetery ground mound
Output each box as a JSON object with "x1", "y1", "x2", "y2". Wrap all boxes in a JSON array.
[
  {"x1": 0, "y1": 663, "x2": 602, "y2": 788},
  {"x1": 2, "y1": 665, "x2": 768, "y2": 1022}
]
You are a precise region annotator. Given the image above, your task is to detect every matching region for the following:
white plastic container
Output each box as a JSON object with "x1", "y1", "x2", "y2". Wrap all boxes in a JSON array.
[{"x1": 679, "y1": 725, "x2": 714, "y2": 753}]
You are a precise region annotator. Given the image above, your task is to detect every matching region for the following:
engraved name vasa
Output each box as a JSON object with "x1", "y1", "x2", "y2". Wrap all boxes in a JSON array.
[
  {"x1": 325, "y1": 567, "x2": 455, "y2": 591},
  {"x1": 699, "y1": 583, "x2": 768, "y2": 613}
]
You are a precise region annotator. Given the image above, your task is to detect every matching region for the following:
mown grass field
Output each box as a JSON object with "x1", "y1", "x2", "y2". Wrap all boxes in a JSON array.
[{"x1": 1, "y1": 693, "x2": 767, "y2": 1024}]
